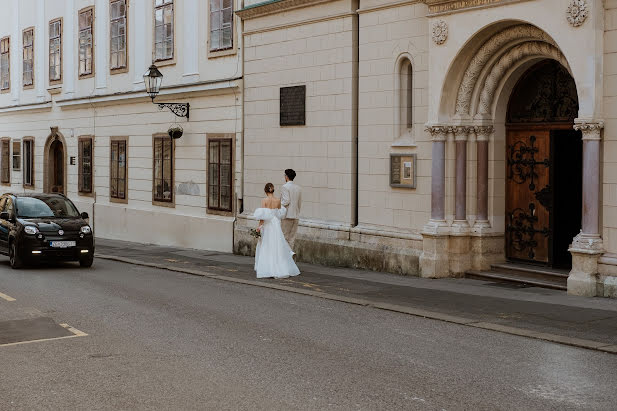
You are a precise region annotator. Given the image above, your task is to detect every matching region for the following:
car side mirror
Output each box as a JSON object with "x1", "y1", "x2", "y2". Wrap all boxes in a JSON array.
[
  {"x1": 0, "y1": 212, "x2": 9, "y2": 221},
  {"x1": 80, "y1": 212, "x2": 89, "y2": 220}
]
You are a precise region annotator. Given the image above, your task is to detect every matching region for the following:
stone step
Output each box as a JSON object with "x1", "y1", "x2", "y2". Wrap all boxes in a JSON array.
[
  {"x1": 465, "y1": 270, "x2": 567, "y2": 291},
  {"x1": 490, "y1": 263, "x2": 570, "y2": 281}
]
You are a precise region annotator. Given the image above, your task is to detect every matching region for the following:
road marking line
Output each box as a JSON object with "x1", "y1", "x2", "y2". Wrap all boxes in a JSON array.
[
  {"x1": 0, "y1": 323, "x2": 88, "y2": 348},
  {"x1": 0, "y1": 291, "x2": 16, "y2": 302}
]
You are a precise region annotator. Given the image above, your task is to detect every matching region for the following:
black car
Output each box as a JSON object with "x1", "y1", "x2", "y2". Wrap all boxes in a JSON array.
[{"x1": 0, "y1": 193, "x2": 94, "y2": 268}]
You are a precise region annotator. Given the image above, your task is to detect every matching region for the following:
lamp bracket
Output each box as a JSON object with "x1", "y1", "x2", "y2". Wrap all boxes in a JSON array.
[{"x1": 156, "y1": 102, "x2": 190, "y2": 120}]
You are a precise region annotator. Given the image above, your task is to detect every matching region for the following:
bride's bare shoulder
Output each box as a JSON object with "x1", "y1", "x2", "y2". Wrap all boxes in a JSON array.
[{"x1": 260, "y1": 198, "x2": 267, "y2": 207}]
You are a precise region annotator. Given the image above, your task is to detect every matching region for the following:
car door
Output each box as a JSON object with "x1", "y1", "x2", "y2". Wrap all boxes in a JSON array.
[{"x1": 0, "y1": 196, "x2": 8, "y2": 252}]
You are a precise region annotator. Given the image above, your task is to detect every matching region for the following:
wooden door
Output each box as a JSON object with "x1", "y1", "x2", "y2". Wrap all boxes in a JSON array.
[{"x1": 505, "y1": 129, "x2": 551, "y2": 264}]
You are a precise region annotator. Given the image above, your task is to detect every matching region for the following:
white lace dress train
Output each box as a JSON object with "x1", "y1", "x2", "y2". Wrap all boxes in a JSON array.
[{"x1": 254, "y1": 207, "x2": 300, "y2": 279}]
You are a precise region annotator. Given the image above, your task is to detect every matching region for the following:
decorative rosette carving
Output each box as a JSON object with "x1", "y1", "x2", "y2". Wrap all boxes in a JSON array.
[
  {"x1": 566, "y1": 0, "x2": 589, "y2": 27},
  {"x1": 432, "y1": 20, "x2": 448, "y2": 45}
]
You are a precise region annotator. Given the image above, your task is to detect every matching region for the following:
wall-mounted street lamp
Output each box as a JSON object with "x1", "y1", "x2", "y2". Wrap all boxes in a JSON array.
[{"x1": 143, "y1": 63, "x2": 190, "y2": 120}]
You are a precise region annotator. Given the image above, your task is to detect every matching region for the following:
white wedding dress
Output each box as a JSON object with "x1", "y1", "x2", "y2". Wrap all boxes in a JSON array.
[{"x1": 254, "y1": 207, "x2": 300, "y2": 279}]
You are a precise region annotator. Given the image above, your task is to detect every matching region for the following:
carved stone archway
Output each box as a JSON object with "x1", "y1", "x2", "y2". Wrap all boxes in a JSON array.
[
  {"x1": 422, "y1": 21, "x2": 604, "y2": 296},
  {"x1": 44, "y1": 127, "x2": 68, "y2": 195}
]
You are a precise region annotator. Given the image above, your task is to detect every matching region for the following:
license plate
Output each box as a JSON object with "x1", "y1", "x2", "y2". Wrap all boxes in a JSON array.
[{"x1": 49, "y1": 241, "x2": 76, "y2": 248}]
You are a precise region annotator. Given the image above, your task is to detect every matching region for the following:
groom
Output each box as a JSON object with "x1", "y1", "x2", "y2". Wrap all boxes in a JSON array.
[{"x1": 280, "y1": 169, "x2": 302, "y2": 253}]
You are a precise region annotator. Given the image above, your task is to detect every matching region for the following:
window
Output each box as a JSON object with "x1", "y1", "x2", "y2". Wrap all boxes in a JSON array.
[
  {"x1": 78, "y1": 137, "x2": 93, "y2": 194},
  {"x1": 79, "y1": 8, "x2": 94, "y2": 77},
  {"x1": 401, "y1": 59, "x2": 412, "y2": 130},
  {"x1": 110, "y1": 0, "x2": 127, "y2": 71},
  {"x1": 210, "y1": 0, "x2": 233, "y2": 52},
  {"x1": 1, "y1": 139, "x2": 10, "y2": 184},
  {"x1": 12, "y1": 141, "x2": 20, "y2": 170},
  {"x1": 23, "y1": 138, "x2": 34, "y2": 187},
  {"x1": 153, "y1": 136, "x2": 173, "y2": 203},
  {"x1": 207, "y1": 137, "x2": 232, "y2": 212},
  {"x1": 110, "y1": 138, "x2": 127, "y2": 201},
  {"x1": 0, "y1": 37, "x2": 9, "y2": 91},
  {"x1": 49, "y1": 19, "x2": 62, "y2": 82},
  {"x1": 23, "y1": 29, "x2": 34, "y2": 87},
  {"x1": 154, "y1": 0, "x2": 174, "y2": 61}
]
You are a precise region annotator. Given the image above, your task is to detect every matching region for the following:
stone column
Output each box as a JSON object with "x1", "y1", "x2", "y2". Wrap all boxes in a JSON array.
[
  {"x1": 472, "y1": 126, "x2": 493, "y2": 233},
  {"x1": 452, "y1": 126, "x2": 471, "y2": 233},
  {"x1": 568, "y1": 121, "x2": 604, "y2": 297},
  {"x1": 420, "y1": 125, "x2": 450, "y2": 278},
  {"x1": 449, "y1": 126, "x2": 472, "y2": 274}
]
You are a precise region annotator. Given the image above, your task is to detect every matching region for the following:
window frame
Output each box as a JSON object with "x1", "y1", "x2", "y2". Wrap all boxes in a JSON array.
[
  {"x1": 49, "y1": 18, "x2": 63, "y2": 85},
  {"x1": 22, "y1": 28, "x2": 35, "y2": 89},
  {"x1": 207, "y1": 0, "x2": 237, "y2": 58},
  {"x1": 206, "y1": 134, "x2": 234, "y2": 214},
  {"x1": 0, "y1": 138, "x2": 10, "y2": 186},
  {"x1": 110, "y1": 136, "x2": 128, "y2": 204},
  {"x1": 78, "y1": 136, "x2": 94, "y2": 196},
  {"x1": 110, "y1": 0, "x2": 129, "y2": 74},
  {"x1": 153, "y1": 0, "x2": 175, "y2": 65},
  {"x1": 0, "y1": 36, "x2": 10, "y2": 93},
  {"x1": 78, "y1": 7, "x2": 95, "y2": 79},
  {"x1": 22, "y1": 138, "x2": 35, "y2": 189},
  {"x1": 12, "y1": 140, "x2": 20, "y2": 171},
  {"x1": 152, "y1": 134, "x2": 174, "y2": 207}
]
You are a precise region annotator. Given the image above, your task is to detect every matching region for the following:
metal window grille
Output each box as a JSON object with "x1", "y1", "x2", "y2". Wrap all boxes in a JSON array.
[
  {"x1": 110, "y1": 140, "x2": 127, "y2": 199},
  {"x1": 153, "y1": 137, "x2": 173, "y2": 202},
  {"x1": 207, "y1": 138, "x2": 232, "y2": 211},
  {"x1": 79, "y1": 138, "x2": 93, "y2": 193}
]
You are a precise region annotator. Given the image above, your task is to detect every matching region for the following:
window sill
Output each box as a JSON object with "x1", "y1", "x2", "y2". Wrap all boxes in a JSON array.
[
  {"x1": 152, "y1": 200, "x2": 175, "y2": 208},
  {"x1": 78, "y1": 73, "x2": 95, "y2": 80},
  {"x1": 110, "y1": 196, "x2": 128, "y2": 204},
  {"x1": 23, "y1": 84, "x2": 34, "y2": 90},
  {"x1": 208, "y1": 47, "x2": 236, "y2": 59},
  {"x1": 207, "y1": 208, "x2": 233, "y2": 217},
  {"x1": 47, "y1": 85, "x2": 62, "y2": 95},
  {"x1": 110, "y1": 67, "x2": 129, "y2": 75},
  {"x1": 78, "y1": 191, "x2": 94, "y2": 198},
  {"x1": 392, "y1": 133, "x2": 416, "y2": 148},
  {"x1": 0, "y1": 89, "x2": 10, "y2": 94},
  {"x1": 154, "y1": 58, "x2": 176, "y2": 68}
]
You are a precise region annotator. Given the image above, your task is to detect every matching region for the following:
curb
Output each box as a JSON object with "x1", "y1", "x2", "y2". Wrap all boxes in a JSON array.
[{"x1": 94, "y1": 253, "x2": 617, "y2": 355}]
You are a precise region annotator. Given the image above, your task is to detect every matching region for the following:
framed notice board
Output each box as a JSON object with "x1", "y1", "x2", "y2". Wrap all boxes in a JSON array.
[
  {"x1": 390, "y1": 153, "x2": 416, "y2": 188},
  {"x1": 280, "y1": 85, "x2": 306, "y2": 126}
]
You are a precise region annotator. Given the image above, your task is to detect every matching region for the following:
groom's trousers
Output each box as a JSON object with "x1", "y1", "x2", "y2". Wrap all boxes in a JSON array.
[{"x1": 281, "y1": 218, "x2": 299, "y2": 250}]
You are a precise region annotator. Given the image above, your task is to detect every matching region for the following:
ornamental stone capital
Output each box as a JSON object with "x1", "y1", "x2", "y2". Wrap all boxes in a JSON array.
[
  {"x1": 566, "y1": 0, "x2": 589, "y2": 27},
  {"x1": 425, "y1": 125, "x2": 449, "y2": 141},
  {"x1": 453, "y1": 126, "x2": 473, "y2": 141},
  {"x1": 474, "y1": 125, "x2": 493, "y2": 141},
  {"x1": 573, "y1": 121, "x2": 604, "y2": 140}
]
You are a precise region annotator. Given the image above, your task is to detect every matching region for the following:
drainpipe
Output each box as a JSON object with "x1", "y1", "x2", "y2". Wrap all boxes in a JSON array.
[
  {"x1": 352, "y1": 0, "x2": 359, "y2": 228},
  {"x1": 239, "y1": 2, "x2": 245, "y2": 215}
]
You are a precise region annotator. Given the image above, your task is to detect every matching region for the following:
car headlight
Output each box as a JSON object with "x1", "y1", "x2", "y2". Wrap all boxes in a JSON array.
[
  {"x1": 80, "y1": 226, "x2": 92, "y2": 234},
  {"x1": 24, "y1": 226, "x2": 39, "y2": 235}
]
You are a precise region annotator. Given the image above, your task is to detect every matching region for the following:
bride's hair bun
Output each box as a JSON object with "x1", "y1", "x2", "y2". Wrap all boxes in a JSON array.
[{"x1": 264, "y1": 183, "x2": 275, "y2": 194}]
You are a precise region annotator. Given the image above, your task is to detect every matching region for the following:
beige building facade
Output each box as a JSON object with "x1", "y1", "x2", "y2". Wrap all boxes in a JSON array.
[
  {"x1": 0, "y1": 0, "x2": 243, "y2": 252},
  {"x1": 235, "y1": 0, "x2": 617, "y2": 298}
]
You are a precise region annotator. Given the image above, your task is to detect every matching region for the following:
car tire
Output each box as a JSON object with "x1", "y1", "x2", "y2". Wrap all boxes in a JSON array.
[
  {"x1": 9, "y1": 241, "x2": 23, "y2": 269},
  {"x1": 79, "y1": 254, "x2": 94, "y2": 268}
]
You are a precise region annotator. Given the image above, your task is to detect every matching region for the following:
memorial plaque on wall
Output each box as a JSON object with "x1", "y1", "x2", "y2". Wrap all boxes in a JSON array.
[
  {"x1": 390, "y1": 153, "x2": 416, "y2": 188},
  {"x1": 280, "y1": 85, "x2": 306, "y2": 126}
]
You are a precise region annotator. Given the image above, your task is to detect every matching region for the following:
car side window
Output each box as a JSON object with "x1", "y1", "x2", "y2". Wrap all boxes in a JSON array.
[{"x1": 4, "y1": 198, "x2": 14, "y2": 217}]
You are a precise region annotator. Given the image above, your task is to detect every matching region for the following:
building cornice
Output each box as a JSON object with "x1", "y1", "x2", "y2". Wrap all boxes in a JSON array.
[
  {"x1": 0, "y1": 101, "x2": 52, "y2": 115},
  {"x1": 426, "y1": 0, "x2": 533, "y2": 16},
  {"x1": 357, "y1": 0, "x2": 423, "y2": 14},
  {"x1": 236, "y1": 0, "x2": 335, "y2": 19}
]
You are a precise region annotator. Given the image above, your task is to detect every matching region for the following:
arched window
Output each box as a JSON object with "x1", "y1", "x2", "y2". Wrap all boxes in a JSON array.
[{"x1": 394, "y1": 55, "x2": 414, "y2": 145}]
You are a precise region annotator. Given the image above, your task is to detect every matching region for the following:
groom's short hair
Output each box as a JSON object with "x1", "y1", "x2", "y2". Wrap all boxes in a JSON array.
[{"x1": 285, "y1": 169, "x2": 296, "y2": 181}]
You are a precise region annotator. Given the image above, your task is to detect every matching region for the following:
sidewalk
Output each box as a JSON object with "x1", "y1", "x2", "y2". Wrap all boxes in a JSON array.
[{"x1": 94, "y1": 238, "x2": 617, "y2": 354}]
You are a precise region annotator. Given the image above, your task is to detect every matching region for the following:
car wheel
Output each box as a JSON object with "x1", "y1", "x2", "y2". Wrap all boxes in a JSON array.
[
  {"x1": 9, "y1": 241, "x2": 23, "y2": 269},
  {"x1": 79, "y1": 254, "x2": 94, "y2": 268}
]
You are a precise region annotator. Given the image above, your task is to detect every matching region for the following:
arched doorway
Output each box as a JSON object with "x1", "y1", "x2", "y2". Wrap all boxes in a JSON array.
[
  {"x1": 505, "y1": 60, "x2": 581, "y2": 269},
  {"x1": 44, "y1": 128, "x2": 67, "y2": 195}
]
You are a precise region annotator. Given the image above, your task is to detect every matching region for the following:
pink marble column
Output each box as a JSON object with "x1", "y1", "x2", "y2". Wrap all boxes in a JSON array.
[
  {"x1": 453, "y1": 127, "x2": 470, "y2": 227},
  {"x1": 425, "y1": 126, "x2": 449, "y2": 228},
  {"x1": 571, "y1": 121, "x2": 604, "y2": 250},
  {"x1": 473, "y1": 126, "x2": 493, "y2": 231}
]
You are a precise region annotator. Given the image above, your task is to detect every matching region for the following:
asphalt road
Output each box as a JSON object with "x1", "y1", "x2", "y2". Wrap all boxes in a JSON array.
[{"x1": 1, "y1": 258, "x2": 616, "y2": 410}]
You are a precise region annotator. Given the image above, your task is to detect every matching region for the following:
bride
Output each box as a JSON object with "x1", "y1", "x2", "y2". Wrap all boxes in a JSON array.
[{"x1": 254, "y1": 183, "x2": 300, "y2": 279}]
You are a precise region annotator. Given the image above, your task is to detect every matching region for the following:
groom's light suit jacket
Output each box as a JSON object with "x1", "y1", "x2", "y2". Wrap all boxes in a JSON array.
[{"x1": 281, "y1": 181, "x2": 302, "y2": 219}]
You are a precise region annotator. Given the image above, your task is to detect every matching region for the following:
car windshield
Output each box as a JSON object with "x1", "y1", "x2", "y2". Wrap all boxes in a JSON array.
[{"x1": 16, "y1": 197, "x2": 80, "y2": 219}]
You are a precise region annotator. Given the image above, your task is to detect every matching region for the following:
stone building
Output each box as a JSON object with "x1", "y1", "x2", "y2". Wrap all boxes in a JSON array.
[
  {"x1": 0, "y1": 0, "x2": 243, "y2": 252},
  {"x1": 234, "y1": 0, "x2": 617, "y2": 297}
]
